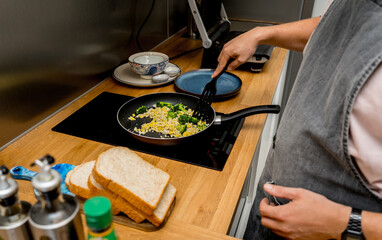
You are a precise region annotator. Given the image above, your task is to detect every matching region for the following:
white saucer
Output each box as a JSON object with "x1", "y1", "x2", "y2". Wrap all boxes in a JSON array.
[{"x1": 113, "y1": 62, "x2": 181, "y2": 87}]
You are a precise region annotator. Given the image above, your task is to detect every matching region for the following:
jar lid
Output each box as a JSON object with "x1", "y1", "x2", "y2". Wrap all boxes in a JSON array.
[
  {"x1": 0, "y1": 178, "x2": 17, "y2": 199},
  {"x1": 84, "y1": 196, "x2": 112, "y2": 230},
  {"x1": 31, "y1": 156, "x2": 61, "y2": 193}
]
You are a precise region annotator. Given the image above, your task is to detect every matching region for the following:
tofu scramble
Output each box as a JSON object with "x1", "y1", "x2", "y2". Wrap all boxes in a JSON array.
[{"x1": 128, "y1": 102, "x2": 208, "y2": 138}]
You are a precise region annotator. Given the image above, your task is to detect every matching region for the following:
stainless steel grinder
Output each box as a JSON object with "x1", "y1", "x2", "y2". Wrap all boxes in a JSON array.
[
  {"x1": 0, "y1": 165, "x2": 32, "y2": 240},
  {"x1": 28, "y1": 155, "x2": 85, "y2": 240}
]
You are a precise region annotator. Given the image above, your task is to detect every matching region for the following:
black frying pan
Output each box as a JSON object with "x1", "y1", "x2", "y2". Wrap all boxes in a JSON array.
[{"x1": 117, "y1": 92, "x2": 280, "y2": 146}]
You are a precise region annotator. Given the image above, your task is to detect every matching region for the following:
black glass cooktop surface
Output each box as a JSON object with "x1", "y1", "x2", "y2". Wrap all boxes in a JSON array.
[{"x1": 52, "y1": 92, "x2": 244, "y2": 171}]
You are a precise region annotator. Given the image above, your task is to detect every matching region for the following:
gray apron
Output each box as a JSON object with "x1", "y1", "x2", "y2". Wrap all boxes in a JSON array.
[{"x1": 244, "y1": 0, "x2": 382, "y2": 239}]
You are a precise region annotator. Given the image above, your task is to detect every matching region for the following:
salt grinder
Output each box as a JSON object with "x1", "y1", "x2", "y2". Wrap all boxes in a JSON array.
[
  {"x1": 0, "y1": 165, "x2": 32, "y2": 240},
  {"x1": 28, "y1": 155, "x2": 85, "y2": 240}
]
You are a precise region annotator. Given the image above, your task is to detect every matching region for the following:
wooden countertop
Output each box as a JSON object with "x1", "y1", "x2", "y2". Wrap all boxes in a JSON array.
[{"x1": 0, "y1": 31, "x2": 287, "y2": 239}]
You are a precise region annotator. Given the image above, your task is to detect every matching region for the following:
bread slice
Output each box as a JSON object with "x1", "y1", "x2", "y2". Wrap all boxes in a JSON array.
[
  {"x1": 90, "y1": 173, "x2": 176, "y2": 226},
  {"x1": 144, "y1": 183, "x2": 176, "y2": 227},
  {"x1": 68, "y1": 161, "x2": 120, "y2": 215},
  {"x1": 69, "y1": 161, "x2": 94, "y2": 199},
  {"x1": 110, "y1": 181, "x2": 177, "y2": 226},
  {"x1": 65, "y1": 169, "x2": 73, "y2": 191},
  {"x1": 93, "y1": 147, "x2": 170, "y2": 215},
  {"x1": 88, "y1": 175, "x2": 144, "y2": 223}
]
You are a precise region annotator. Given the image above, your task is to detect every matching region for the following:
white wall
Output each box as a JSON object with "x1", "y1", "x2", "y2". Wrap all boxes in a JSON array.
[{"x1": 312, "y1": 0, "x2": 331, "y2": 17}]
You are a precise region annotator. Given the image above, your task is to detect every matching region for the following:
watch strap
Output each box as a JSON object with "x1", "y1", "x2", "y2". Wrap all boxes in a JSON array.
[{"x1": 341, "y1": 207, "x2": 365, "y2": 240}]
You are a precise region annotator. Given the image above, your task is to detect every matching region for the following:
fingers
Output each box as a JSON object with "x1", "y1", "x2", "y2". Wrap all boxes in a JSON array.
[
  {"x1": 260, "y1": 199, "x2": 288, "y2": 237},
  {"x1": 211, "y1": 56, "x2": 242, "y2": 78},
  {"x1": 264, "y1": 183, "x2": 302, "y2": 200},
  {"x1": 259, "y1": 197, "x2": 280, "y2": 219},
  {"x1": 211, "y1": 54, "x2": 232, "y2": 78},
  {"x1": 261, "y1": 216, "x2": 287, "y2": 238},
  {"x1": 211, "y1": 63, "x2": 225, "y2": 78},
  {"x1": 261, "y1": 216, "x2": 279, "y2": 230},
  {"x1": 211, "y1": 69, "x2": 220, "y2": 79},
  {"x1": 227, "y1": 58, "x2": 241, "y2": 71}
]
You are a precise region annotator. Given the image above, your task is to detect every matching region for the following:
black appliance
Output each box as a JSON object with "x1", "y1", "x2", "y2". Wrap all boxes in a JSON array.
[
  {"x1": 52, "y1": 92, "x2": 244, "y2": 171},
  {"x1": 188, "y1": 0, "x2": 273, "y2": 72}
]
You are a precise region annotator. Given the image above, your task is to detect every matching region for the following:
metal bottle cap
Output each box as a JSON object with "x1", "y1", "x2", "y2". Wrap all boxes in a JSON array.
[
  {"x1": 0, "y1": 165, "x2": 18, "y2": 199},
  {"x1": 31, "y1": 155, "x2": 62, "y2": 193}
]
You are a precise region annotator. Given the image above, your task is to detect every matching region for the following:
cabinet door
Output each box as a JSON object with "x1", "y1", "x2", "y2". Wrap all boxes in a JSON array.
[{"x1": 229, "y1": 51, "x2": 289, "y2": 238}]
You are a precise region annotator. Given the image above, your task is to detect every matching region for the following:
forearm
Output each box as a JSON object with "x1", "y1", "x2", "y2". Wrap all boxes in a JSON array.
[
  {"x1": 255, "y1": 16, "x2": 321, "y2": 52},
  {"x1": 330, "y1": 206, "x2": 382, "y2": 239},
  {"x1": 362, "y1": 211, "x2": 382, "y2": 239},
  {"x1": 260, "y1": 184, "x2": 382, "y2": 239},
  {"x1": 323, "y1": 204, "x2": 382, "y2": 240},
  {"x1": 212, "y1": 16, "x2": 321, "y2": 77}
]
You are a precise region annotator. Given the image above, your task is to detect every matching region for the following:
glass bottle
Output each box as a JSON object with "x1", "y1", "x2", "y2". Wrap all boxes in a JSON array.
[{"x1": 84, "y1": 196, "x2": 118, "y2": 240}]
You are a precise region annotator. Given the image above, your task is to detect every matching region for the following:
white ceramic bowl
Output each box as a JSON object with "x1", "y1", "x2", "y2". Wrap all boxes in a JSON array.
[{"x1": 128, "y1": 52, "x2": 169, "y2": 79}]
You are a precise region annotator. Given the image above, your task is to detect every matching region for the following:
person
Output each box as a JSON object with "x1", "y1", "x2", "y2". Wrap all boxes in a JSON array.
[{"x1": 212, "y1": 0, "x2": 382, "y2": 239}]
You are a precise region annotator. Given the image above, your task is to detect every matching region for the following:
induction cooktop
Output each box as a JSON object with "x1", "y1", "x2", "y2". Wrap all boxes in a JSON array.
[{"x1": 52, "y1": 92, "x2": 244, "y2": 171}]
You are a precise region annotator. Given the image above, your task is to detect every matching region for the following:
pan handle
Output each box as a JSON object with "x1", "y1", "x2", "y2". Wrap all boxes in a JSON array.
[{"x1": 216, "y1": 105, "x2": 280, "y2": 124}]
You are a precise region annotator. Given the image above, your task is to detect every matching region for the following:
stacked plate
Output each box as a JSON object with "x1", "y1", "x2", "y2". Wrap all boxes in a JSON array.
[
  {"x1": 113, "y1": 62, "x2": 181, "y2": 87},
  {"x1": 174, "y1": 69, "x2": 242, "y2": 101}
]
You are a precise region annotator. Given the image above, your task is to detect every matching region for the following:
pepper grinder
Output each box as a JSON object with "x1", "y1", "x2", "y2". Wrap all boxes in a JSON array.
[
  {"x1": 28, "y1": 155, "x2": 85, "y2": 240},
  {"x1": 0, "y1": 165, "x2": 32, "y2": 240}
]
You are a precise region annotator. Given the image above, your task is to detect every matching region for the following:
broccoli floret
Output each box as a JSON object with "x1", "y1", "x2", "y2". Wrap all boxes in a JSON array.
[
  {"x1": 197, "y1": 124, "x2": 208, "y2": 131},
  {"x1": 174, "y1": 103, "x2": 186, "y2": 112},
  {"x1": 167, "y1": 111, "x2": 177, "y2": 119},
  {"x1": 178, "y1": 114, "x2": 201, "y2": 125},
  {"x1": 176, "y1": 124, "x2": 187, "y2": 134},
  {"x1": 190, "y1": 117, "x2": 199, "y2": 124},
  {"x1": 178, "y1": 114, "x2": 191, "y2": 125},
  {"x1": 136, "y1": 106, "x2": 147, "y2": 114},
  {"x1": 156, "y1": 101, "x2": 174, "y2": 110},
  {"x1": 156, "y1": 101, "x2": 166, "y2": 107}
]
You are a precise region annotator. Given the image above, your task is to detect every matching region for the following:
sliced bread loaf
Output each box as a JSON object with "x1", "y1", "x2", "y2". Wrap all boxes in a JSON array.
[
  {"x1": 111, "y1": 181, "x2": 177, "y2": 227},
  {"x1": 88, "y1": 175, "x2": 144, "y2": 222},
  {"x1": 68, "y1": 161, "x2": 120, "y2": 215},
  {"x1": 93, "y1": 147, "x2": 170, "y2": 215},
  {"x1": 69, "y1": 161, "x2": 94, "y2": 199},
  {"x1": 144, "y1": 183, "x2": 177, "y2": 227},
  {"x1": 65, "y1": 169, "x2": 73, "y2": 191}
]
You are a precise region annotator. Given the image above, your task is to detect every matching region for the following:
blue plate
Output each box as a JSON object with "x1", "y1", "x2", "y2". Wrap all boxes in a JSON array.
[{"x1": 174, "y1": 69, "x2": 242, "y2": 100}]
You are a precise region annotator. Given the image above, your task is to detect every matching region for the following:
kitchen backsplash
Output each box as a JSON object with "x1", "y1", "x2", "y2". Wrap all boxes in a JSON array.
[{"x1": 0, "y1": 0, "x2": 188, "y2": 149}]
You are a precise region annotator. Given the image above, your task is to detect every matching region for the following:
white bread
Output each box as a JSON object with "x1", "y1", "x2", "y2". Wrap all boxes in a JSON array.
[
  {"x1": 93, "y1": 147, "x2": 170, "y2": 215},
  {"x1": 144, "y1": 183, "x2": 176, "y2": 227},
  {"x1": 69, "y1": 161, "x2": 94, "y2": 199},
  {"x1": 111, "y1": 181, "x2": 177, "y2": 227},
  {"x1": 67, "y1": 161, "x2": 120, "y2": 215},
  {"x1": 88, "y1": 175, "x2": 144, "y2": 222},
  {"x1": 90, "y1": 173, "x2": 176, "y2": 226},
  {"x1": 65, "y1": 169, "x2": 73, "y2": 191}
]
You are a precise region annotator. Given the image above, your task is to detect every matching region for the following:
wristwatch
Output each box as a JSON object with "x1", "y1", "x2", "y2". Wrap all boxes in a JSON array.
[{"x1": 341, "y1": 208, "x2": 365, "y2": 240}]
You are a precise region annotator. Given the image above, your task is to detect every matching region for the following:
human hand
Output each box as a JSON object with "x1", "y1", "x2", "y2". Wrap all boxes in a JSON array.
[
  {"x1": 259, "y1": 183, "x2": 351, "y2": 240},
  {"x1": 211, "y1": 28, "x2": 262, "y2": 78}
]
